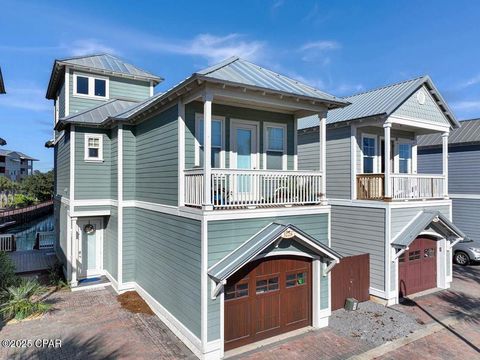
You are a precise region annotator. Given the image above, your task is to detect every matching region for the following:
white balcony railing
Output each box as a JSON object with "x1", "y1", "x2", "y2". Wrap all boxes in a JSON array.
[
  {"x1": 37, "y1": 231, "x2": 55, "y2": 250},
  {"x1": 185, "y1": 168, "x2": 324, "y2": 209},
  {"x1": 0, "y1": 234, "x2": 15, "y2": 252},
  {"x1": 391, "y1": 174, "x2": 445, "y2": 200}
]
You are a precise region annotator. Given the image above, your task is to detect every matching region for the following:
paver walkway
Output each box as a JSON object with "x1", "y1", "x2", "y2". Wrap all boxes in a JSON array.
[{"x1": 0, "y1": 287, "x2": 195, "y2": 359}]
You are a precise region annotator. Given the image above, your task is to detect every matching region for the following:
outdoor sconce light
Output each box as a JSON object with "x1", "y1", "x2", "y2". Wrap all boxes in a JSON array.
[{"x1": 84, "y1": 223, "x2": 96, "y2": 234}]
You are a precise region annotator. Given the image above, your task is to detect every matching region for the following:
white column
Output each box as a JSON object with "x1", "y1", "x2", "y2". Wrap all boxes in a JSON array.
[
  {"x1": 178, "y1": 99, "x2": 186, "y2": 207},
  {"x1": 293, "y1": 115, "x2": 298, "y2": 170},
  {"x1": 319, "y1": 113, "x2": 327, "y2": 204},
  {"x1": 70, "y1": 217, "x2": 78, "y2": 287},
  {"x1": 203, "y1": 92, "x2": 213, "y2": 210},
  {"x1": 442, "y1": 132, "x2": 449, "y2": 198},
  {"x1": 117, "y1": 125, "x2": 123, "y2": 288},
  {"x1": 384, "y1": 123, "x2": 392, "y2": 200}
]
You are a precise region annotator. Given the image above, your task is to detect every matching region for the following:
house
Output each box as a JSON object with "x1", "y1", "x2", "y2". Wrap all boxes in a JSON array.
[
  {"x1": 0, "y1": 149, "x2": 38, "y2": 181},
  {"x1": 1, "y1": 67, "x2": 6, "y2": 146},
  {"x1": 46, "y1": 54, "x2": 348, "y2": 359},
  {"x1": 298, "y1": 76, "x2": 466, "y2": 306},
  {"x1": 418, "y1": 118, "x2": 480, "y2": 248}
]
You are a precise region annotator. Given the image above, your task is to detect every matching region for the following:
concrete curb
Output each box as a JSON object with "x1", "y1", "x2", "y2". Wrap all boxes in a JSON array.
[{"x1": 348, "y1": 316, "x2": 461, "y2": 359}]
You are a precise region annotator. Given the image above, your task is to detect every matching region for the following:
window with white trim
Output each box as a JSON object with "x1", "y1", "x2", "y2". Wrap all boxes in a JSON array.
[
  {"x1": 84, "y1": 134, "x2": 103, "y2": 161},
  {"x1": 73, "y1": 73, "x2": 109, "y2": 99},
  {"x1": 398, "y1": 143, "x2": 412, "y2": 174},
  {"x1": 265, "y1": 124, "x2": 286, "y2": 170},
  {"x1": 195, "y1": 115, "x2": 224, "y2": 168},
  {"x1": 362, "y1": 135, "x2": 376, "y2": 173}
]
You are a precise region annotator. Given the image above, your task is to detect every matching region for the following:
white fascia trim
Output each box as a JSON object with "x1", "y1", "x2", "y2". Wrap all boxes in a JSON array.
[
  {"x1": 118, "y1": 125, "x2": 124, "y2": 287},
  {"x1": 449, "y1": 193, "x2": 480, "y2": 199},
  {"x1": 135, "y1": 282, "x2": 203, "y2": 359},
  {"x1": 329, "y1": 198, "x2": 452, "y2": 209},
  {"x1": 388, "y1": 115, "x2": 450, "y2": 132},
  {"x1": 72, "y1": 210, "x2": 111, "y2": 217},
  {"x1": 73, "y1": 199, "x2": 118, "y2": 207}
]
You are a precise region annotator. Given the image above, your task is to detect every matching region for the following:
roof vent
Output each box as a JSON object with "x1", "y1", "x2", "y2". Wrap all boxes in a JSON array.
[{"x1": 416, "y1": 90, "x2": 426, "y2": 105}]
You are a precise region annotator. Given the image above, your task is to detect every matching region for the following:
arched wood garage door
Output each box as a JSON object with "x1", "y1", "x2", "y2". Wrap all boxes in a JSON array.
[
  {"x1": 398, "y1": 237, "x2": 437, "y2": 297},
  {"x1": 224, "y1": 256, "x2": 312, "y2": 350}
]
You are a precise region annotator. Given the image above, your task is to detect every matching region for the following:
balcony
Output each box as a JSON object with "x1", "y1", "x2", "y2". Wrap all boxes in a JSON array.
[
  {"x1": 184, "y1": 168, "x2": 324, "y2": 209},
  {"x1": 356, "y1": 173, "x2": 446, "y2": 201}
]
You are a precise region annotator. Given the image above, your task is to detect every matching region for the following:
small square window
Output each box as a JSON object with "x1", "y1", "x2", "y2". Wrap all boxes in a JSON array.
[
  {"x1": 76, "y1": 76, "x2": 89, "y2": 95},
  {"x1": 85, "y1": 135, "x2": 103, "y2": 161}
]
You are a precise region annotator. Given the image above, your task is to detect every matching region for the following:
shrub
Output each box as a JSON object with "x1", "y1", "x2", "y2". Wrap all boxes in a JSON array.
[
  {"x1": 12, "y1": 193, "x2": 36, "y2": 208},
  {"x1": 0, "y1": 279, "x2": 50, "y2": 320},
  {"x1": 0, "y1": 251, "x2": 18, "y2": 290},
  {"x1": 48, "y1": 262, "x2": 68, "y2": 289}
]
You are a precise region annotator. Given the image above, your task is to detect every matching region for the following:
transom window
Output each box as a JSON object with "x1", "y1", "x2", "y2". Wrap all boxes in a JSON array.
[
  {"x1": 225, "y1": 282, "x2": 249, "y2": 300},
  {"x1": 265, "y1": 124, "x2": 286, "y2": 170},
  {"x1": 74, "y1": 73, "x2": 108, "y2": 99},
  {"x1": 362, "y1": 136, "x2": 376, "y2": 173},
  {"x1": 84, "y1": 134, "x2": 103, "y2": 162},
  {"x1": 195, "y1": 115, "x2": 224, "y2": 168},
  {"x1": 408, "y1": 250, "x2": 421, "y2": 261},
  {"x1": 256, "y1": 276, "x2": 279, "y2": 294},
  {"x1": 286, "y1": 271, "x2": 307, "y2": 288},
  {"x1": 398, "y1": 143, "x2": 412, "y2": 174}
]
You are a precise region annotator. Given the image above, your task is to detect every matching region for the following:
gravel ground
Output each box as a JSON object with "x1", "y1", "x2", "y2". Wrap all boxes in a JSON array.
[{"x1": 329, "y1": 301, "x2": 423, "y2": 346}]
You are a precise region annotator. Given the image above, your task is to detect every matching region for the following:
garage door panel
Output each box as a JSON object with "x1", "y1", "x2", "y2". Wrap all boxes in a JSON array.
[{"x1": 255, "y1": 293, "x2": 281, "y2": 335}]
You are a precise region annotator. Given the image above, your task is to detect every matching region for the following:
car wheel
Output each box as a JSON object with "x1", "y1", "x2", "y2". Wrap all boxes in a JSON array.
[{"x1": 454, "y1": 251, "x2": 470, "y2": 266}]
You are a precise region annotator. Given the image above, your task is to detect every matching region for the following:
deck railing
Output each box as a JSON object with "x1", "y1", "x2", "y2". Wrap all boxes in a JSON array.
[
  {"x1": 185, "y1": 168, "x2": 323, "y2": 209},
  {"x1": 37, "y1": 231, "x2": 55, "y2": 250},
  {"x1": 356, "y1": 173, "x2": 446, "y2": 201},
  {"x1": 0, "y1": 234, "x2": 15, "y2": 252}
]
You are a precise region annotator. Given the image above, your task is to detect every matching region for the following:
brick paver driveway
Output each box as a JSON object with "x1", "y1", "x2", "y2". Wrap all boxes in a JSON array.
[{"x1": 0, "y1": 287, "x2": 195, "y2": 360}]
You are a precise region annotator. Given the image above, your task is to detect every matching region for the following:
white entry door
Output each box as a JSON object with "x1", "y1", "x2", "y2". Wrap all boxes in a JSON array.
[
  {"x1": 77, "y1": 219, "x2": 103, "y2": 278},
  {"x1": 231, "y1": 121, "x2": 258, "y2": 201}
]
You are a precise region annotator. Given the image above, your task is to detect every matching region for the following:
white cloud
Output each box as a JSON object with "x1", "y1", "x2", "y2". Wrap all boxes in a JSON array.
[
  {"x1": 67, "y1": 39, "x2": 118, "y2": 57},
  {"x1": 329, "y1": 83, "x2": 365, "y2": 96},
  {"x1": 451, "y1": 100, "x2": 480, "y2": 111},
  {"x1": 0, "y1": 86, "x2": 50, "y2": 112},
  {"x1": 299, "y1": 40, "x2": 341, "y2": 63},
  {"x1": 459, "y1": 74, "x2": 480, "y2": 89},
  {"x1": 139, "y1": 33, "x2": 265, "y2": 64},
  {"x1": 300, "y1": 41, "x2": 341, "y2": 52},
  {"x1": 272, "y1": 0, "x2": 284, "y2": 10}
]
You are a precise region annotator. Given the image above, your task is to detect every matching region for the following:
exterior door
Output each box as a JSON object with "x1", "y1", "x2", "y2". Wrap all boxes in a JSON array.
[
  {"x1": 224, "y1": 256, "x2": 312, "y2": 350},
  {"x1": 77, "y1": 219, "x2": 103, "y2": 278},
  {"x1": 231, "y1": 121, "x2": 258, "y2": 201},
  {"x1": 398, "y1": 237, "x2": 437, "y2": 297}
]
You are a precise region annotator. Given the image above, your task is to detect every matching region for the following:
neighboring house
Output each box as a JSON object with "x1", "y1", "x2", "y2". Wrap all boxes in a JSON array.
[
  {"x1": 46, "y1": 54, "x2": 348, "y2": 359},
  {"x1": 418, "y1": 118, "x2": 480, "y2": 244},
  {"x1": 1, "y1": 67, "x2": 6, "y2": 146},
  {"x1": 0, "y1": 149, "x2": 38, "y2": 181},
  {"x1": 298, "y1": 76, "x2": 465, "y2": 306}
]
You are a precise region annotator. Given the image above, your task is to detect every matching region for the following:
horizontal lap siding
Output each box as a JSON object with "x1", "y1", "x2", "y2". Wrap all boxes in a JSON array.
[
  {"x1": 134, "y1": 209, "x2": 201, "y2": 337},
  {"x1": 452, "y1": 199, "x2": 480, "y2": 242},
  {"x1": 58, "y1": 82, "x2": 65, "y2": 118},
  {"x1": 135, "y1": 105, "x2": 178, "y2": 206},
  {"x1": 331, "y1": 206, "x2": 385, "y2": 291},
  {"x1": 109, "y1": 77, "x2": 150, "y2": 102},
  {"x1": 390, "y1": 205, "x2": 451, "y2": 239},
  {"x1": 123, "y1": 208, "x2": 135, "y2": 282},
  {"x1": 298, "y1": 130, "x2": 320, "y2": 171},
  {"x1": 75, "y1": 128, "x2": 112, "y2": 199},
  {"x1": 417, "y1": 149, "x2": 442, "y2": 174},
  {"x1": 326, "y1": 126, "x2": 351, "y2": 199},
  {"x1": 111, "y1": 129, "x2": 118, "y2": 200},
  {"x1": 104, "y1": 207, "x2": 118, "y2": 280},
  {"x1": 123, "y1": 126, "x2": 136, "y2": 200},
  {"x1": 185, "y1": 102, "x2": 295, "y2": 169},
  {"x1": 207, "y1": 214, "x2": 329, "y2": 341},
  {"x1": 55, "y1": 133, "x2": 70, "y2": 198},
  {"x1": 55, "y1": 200, "x2": 68, "y2": 267}
]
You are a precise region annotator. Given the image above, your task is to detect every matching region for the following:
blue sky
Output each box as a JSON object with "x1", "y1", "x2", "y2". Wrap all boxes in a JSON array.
[{"x1": 0, "y1": 0, "x2": 479, "y2": 171}]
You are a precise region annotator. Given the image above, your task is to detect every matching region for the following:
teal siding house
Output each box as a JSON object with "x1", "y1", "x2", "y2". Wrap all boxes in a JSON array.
[
  {"x1": 298, "y1": 76, "x2": 466, "y2": 306},
  {"x1": 46, "y1": 54, "x2": 346, "y2": 359}
]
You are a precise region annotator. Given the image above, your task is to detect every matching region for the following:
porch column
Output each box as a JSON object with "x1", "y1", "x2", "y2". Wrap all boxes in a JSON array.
[
  {"x1": 384, "y1": 122, "x2": 392, "y2": 200},
  {"x1": 70, "y1": 217, "x2": 78, "y2": 287},
  {"x1": 442, "y1": 132, "x2": 449, "y2": 198},
  {"x1": 203, "y1": 92, "x2": 213, "y2": 210},
  {"x1": 178, "y1": 99, "x2": 185, "y2": 207},
  {"x1": 319, "y1": 113, "x2": 327, "y2": 204}
]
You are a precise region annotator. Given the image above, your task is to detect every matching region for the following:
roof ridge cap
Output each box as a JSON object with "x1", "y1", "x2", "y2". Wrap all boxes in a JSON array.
[{"x1": 344, "y1": 75, "x2": 427, "y2": 99}]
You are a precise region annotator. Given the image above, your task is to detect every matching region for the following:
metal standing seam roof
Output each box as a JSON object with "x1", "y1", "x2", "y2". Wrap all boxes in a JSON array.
[
  {"x1": 298, "y1": 76, "x2": 459, "y2": 130},
  {"x1": 0, "y1": 149, "x2": 38, "y2": 161},
  {"x1": 0, "y1": 67, "x2": 5, "y2": 94},
  {"x1": 56, "y1": 99, "x2": 138, "y2": 129},
  {"x1": 417, "y1": 118, "x2": 480, "y2": 147},
  {"x1": 207, "y1": 222, "x2": 342, "y2": 283},
  {"x1": 46, "y1": 54, "x2": 163, "y2": 99},
  {"x1": 391, "y1": 210, "x2": 466, "y2": 248}
]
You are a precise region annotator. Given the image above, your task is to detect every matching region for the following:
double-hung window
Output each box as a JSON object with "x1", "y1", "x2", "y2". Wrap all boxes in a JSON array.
[
  {"x1": 398, "y1": 143, "x2": 412, "y2": 174},
  {"x1": 265, "y1": 124, "x2": 286, "y2": 170},
  {"x1": 362, "y1": 135, "x2": 376, "y2": 173},
  {"x1": 74, "y1": 73, "x2": 109, "y2": 99},
  {"x1": 84, "y1": 134, "x2": 103, "y2": 162},
  {"x1": 195, "y1": 115, "x2": 224, "y2": 168}
]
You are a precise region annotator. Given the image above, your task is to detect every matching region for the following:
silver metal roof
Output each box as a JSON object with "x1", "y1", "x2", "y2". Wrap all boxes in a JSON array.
[
  {"x1": 113, "y1": 92, "x2": 165, "y2": 120},
  {"x1": 207, "y1": 222, "x2": 341, "y2": 282},
  {"x1": 46, "y1": 54, "x2": 162, "y2": 99},
  {"x1": 56, "y1": 99, "x2": 137, "y2": 129},
  {"x1": 417, "y1": 118, "x2": 480, "y2": 147},
  {"x1": 0, "y1": 67, "x2": 5, "y2": 94},
  {"x1": 0, "y1": 149, "x2": 38, "y2": 161},
  {"x1": 197, "y1": 57, "x2": 348, "y2": 106},
  {"x1": 298, "y1": 76, "x2": 459, "y2": 130},
  {"x1": 392, "y1": 210, "x2": 465, "y2": 248}
]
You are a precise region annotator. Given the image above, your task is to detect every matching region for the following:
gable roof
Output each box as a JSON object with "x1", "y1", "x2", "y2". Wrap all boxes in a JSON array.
[
  {"x1": 207, "y1": 222, "x2": 342, "y2": 283},
  {"x1": 392, "y1": 210, "x2": 465, "y2": 248},
  {"x1": 298, "y1": 76, "x2": 459, "y2": 130},
  {"x1": 417, "y1": 118, "x2": 480, "y2": 147},
  {"x1": 0, "y1": 149, "x2": 38, "y2": 161},
  {"x1": 46, "y1": 54, "x2": 163, "y2": 99},
  {"x1": 0, "y1": 67, "x2": 5, "y2": 94}
]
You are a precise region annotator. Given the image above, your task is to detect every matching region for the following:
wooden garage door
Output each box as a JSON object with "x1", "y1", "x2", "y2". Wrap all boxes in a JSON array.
[
  {"x1": 398, "y1": 237, "x2": 437, "y2": 297},
  {"x1": 224, "y1": 256, "x2": 312, "y2": 350}
]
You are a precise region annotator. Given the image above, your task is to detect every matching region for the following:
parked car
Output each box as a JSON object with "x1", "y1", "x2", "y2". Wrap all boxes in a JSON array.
[{"x1": 453, "y1": 238, "x2": 480, "y2": 265}]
